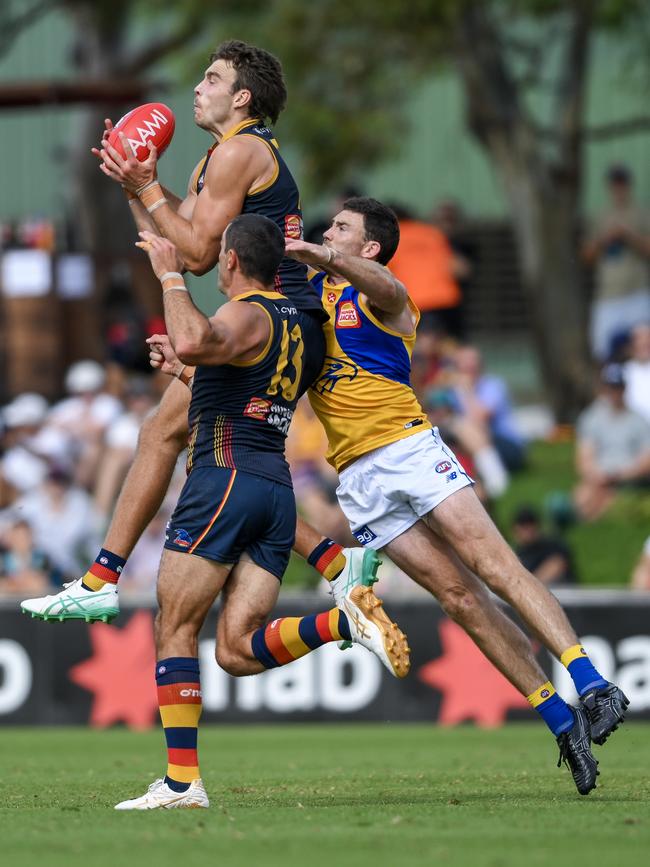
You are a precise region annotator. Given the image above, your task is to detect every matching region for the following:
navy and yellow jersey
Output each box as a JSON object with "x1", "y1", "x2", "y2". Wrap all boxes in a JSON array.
[
  {"x1": 195, "y1": 118, "x2": 326, "y2": 322},
  {"x1": 307, "y1": 270, "x2": 431, "y2": 472},
  {"x1": 187, "y1": 290, "x2": 325, "y2": 487}
]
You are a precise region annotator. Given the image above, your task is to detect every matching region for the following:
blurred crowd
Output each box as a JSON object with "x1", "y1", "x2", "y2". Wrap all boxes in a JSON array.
[{"x1": 0, "y1": 361, "x2": 183, "y2": 597}]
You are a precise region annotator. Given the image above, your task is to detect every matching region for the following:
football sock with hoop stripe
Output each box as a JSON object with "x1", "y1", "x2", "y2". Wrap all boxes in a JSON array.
[
  {"x1": 560, "y1": 644, "x2": 608, "y2": 696},
  {"x1": 156, "y1": 657, "x2": 202, "y2": 793},
  {"x1": 251, "y1": 610, "x2": 352, "y2": 669},
  {"x1": 527, "y1": 681, "x2": 575, "y2": 736},
  {"x1": 307, "y1": 538, "x2": 347, "y2": 582},
  {"x1": 81, "y1": 549, "x2": 125, "y2": 592}
]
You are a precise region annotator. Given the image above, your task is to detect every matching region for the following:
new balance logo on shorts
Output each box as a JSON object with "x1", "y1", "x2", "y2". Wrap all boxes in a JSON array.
[{"x1": 353, "y1": 525, "x2": 377, "y2": 546}]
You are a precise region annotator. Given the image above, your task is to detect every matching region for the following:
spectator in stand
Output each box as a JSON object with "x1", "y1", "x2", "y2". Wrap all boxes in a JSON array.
[
  {"x1": 423, "y1": 385, "x2": 505, "y2": 501},
  {"x1": 388, "y1": 203, "x2": 469, "y2": 336},
  {"x1": 410, "y1": 328, "x2": 443, "y2": 395},
  {"x1": 48, "y1": 360, "x2": 123, "y2": 489},
  {"x1": 0, "y1": 517, "x2": 59, "y2": 596},
  {"x1": 0, "y1": 393, "x2": 51, "y2": 507},
  {"x1": 631, "y1": 537, "x2": 650, "y2": 590},
  {"x1": 432, "y1": 199, "x2": 476, "y2": 313},
  {"x1": 449, "y1": 345, "x2": 526, "y2": 472},
  {"x1": 10, "y1": 465, "x2": 102, "y2": 579},
  {"x1": 623, "y1": 323, "x2": 650, "y2": 424},
  {"x1": 582, "y1": 164, "x2": 650, "y2": 360},
  {"x1": 574, "y1": 363, "x2": 650, "y2": 521},
  {"x1": 511, "y1": 505, "x2": 577, "y2": 586}
]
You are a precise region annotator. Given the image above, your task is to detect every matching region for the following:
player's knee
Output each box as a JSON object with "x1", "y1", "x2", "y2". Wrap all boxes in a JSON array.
[
  {"x1": 215, "y1": 643, "x2": 253, "y2": 677},
  {"x1": 438, "y1": 582, "x2": 489, "y2": 625}
]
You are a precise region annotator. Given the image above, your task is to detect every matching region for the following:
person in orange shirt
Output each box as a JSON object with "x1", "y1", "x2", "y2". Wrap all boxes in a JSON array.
[{"x1": 388, "y1": 204, "x2": 469, "y2": 335}]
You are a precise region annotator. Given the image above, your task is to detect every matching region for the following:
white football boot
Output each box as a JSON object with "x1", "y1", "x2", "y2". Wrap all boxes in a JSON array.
[
  {"x1": 338, "y1": 580, "x2": 411, "y2": 678},
  {"x1": 115, "y1": 778, "x2": 209, "y2": 810},
  {"x1": 20, "y1": 578, "x2": 119, "y2": 623}
]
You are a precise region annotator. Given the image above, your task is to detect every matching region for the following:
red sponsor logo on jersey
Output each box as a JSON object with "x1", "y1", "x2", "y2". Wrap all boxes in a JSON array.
[
  {"x1": 244, "y1": 397, "x2": 271, "y2": 420},
  {"x1": 327, "y1": 292, "x2": 336, "y2": 303},
  {"x1": 284, "y1": 214, "x2": 303, "y2": 239},
  {"x1": 336, "y1": 301, "x2": 361, "y2": 328}
]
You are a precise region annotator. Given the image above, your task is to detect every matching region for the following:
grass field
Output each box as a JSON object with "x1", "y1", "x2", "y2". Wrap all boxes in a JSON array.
[{"x1": 2, "y1": 723, "x2": 649, "y2": 867}]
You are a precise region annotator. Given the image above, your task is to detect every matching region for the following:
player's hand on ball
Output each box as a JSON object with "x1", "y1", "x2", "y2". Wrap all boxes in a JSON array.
[
  {"x1": 136, "y1": 231, "x2": 184, "y2": 279},
  {"x1": 98, "y1": 133, "x2": 158, "y2": 193},
  {"x1": 90, "y1": 118, "x2": 114, "y2": 160},
  {"x1": 146, "y1": 334, "x2": 181, "y2": 377}
]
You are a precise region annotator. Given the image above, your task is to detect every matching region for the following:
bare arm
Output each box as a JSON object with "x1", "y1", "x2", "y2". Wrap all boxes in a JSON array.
[
  {"x1": 575, "y1": 439, "x2": 600, "y2": 481},
  {"x1": 147, "y1": 139, "x2": 263, "y2": 274},
  {"x1": 285, "y1": 239, "x2": 408, "y2": 315},
  {"x1": 138, "y1": 233, "x2": 270, "y2": 366},
  {"x1": 101, "y1": 132, "x2": 265, "y2": 275}
]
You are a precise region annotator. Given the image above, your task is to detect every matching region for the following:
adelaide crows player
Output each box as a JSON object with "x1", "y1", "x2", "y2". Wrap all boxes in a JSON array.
[
  {"x1": 22, "y1": 41, "x2": 381, "y2": 623},
  {"x1": 110, "y1": 215, "x2": 406, "y2": 809}
]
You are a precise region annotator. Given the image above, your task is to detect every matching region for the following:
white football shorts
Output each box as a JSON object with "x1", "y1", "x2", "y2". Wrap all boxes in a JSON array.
[{"x1": 336, "y1": 427, "x2": 473, "y2": 550}]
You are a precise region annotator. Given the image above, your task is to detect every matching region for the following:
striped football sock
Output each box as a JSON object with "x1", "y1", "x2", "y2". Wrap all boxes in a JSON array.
[
  {"x1": 560, "y1": 644, "x2": 608, "y2": 696},
  {"x1": 156, "y1": 657, "x2": 202, "y2": 793},
  {"x1": 307, "y1": 538, "x2": 347, "y2": 582},
  {"x1": 251, "y1": 610, "x2": 352, "y2": 669},
  {"x1": 527, "y1": 681, "x2": 575, "y2": 736},
  {"x1": 81, "y1": 548, "x2": 125, "y2": 592}
]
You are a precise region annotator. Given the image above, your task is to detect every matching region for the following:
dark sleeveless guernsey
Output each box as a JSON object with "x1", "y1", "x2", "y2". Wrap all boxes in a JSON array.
[
  {"x1": 187, "y1": 290, "x2": 325, "y2": 487},
  {"x1": 195, "y1": 118, "x2": 326, "y2": 322}
]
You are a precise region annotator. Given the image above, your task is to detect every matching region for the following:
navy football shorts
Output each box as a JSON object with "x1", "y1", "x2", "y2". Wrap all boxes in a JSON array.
[{"x1": 164, "y1": 466, "x2": 296, "y2": 580}]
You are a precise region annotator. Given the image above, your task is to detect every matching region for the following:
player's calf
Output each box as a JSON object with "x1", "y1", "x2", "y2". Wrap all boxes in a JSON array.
[{"x1": 249, "y1": 597, "x2": 410, "y2": 679}]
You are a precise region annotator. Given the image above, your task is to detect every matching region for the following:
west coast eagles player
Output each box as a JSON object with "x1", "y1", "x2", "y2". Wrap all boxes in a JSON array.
[{"x1": 284, "y1": 196, "x2": 628, "y2": 797}]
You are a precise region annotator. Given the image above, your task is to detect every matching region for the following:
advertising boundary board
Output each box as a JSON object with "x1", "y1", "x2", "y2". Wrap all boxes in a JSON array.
[{"x1": 1, "y1": 591, "x2": 649, "y2": 727}]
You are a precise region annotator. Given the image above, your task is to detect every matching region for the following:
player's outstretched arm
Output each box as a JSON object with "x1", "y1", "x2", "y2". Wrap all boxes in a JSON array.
[
  {"x1": 138, "y1": 232, "x2": 270, "y2": 366},
  {"x1": 285, "y1": 238, "x2": 408, "y2": 316}
]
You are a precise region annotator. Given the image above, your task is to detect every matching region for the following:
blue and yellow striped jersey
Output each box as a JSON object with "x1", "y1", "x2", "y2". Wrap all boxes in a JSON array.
[{"x1": 307, "y1": 271, "x2": 431, "y2": 472}]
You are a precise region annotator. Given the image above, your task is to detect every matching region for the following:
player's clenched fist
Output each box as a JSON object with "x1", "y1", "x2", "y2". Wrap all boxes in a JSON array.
[{"x1": 146, "y1": 334, "x2": 183, "y2": 378}]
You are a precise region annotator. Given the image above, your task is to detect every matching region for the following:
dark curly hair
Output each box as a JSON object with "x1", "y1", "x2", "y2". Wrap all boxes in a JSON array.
[
  {"x1": 210, "y1": 40, "x2": 287, "y2": 126},
  {"x1": 342, "y1": 197, "x2": 400, "y2": 265}
]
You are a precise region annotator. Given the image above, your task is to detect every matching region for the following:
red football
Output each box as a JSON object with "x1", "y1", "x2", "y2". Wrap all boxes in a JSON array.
[{"x1": 107, "y1": 102, "x2": 175, "y2": 161}]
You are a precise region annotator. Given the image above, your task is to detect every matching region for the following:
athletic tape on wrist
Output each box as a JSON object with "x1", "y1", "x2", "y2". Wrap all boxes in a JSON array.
[{"x1": 138, "y1": 180, "x2": 166, "y2": 212}]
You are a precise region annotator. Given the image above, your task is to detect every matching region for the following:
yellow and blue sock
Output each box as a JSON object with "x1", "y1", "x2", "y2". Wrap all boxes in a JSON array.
[
  {"x1": 156, "y1": 657, "x2": 202, "y2": 793},
  {"x1": 81, "y1": 548, "x2": 125, "y2": 592},
  {"x1": 527, "y1": 681, "x2": 575, "y2": 736},
  {"x1": 561, "y1": 644, "x2": 608, "y2": 696},
  {"x1": 307, "y1": 538, "x2": 347, "y2": 582},
  {"x1": 251, "y1": 610, "x2": 351, "y2": 668}
]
